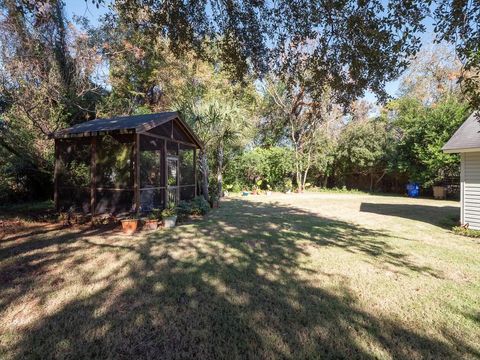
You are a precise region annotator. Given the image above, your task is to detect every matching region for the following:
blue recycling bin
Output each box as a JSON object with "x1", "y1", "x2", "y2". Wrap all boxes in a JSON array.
[{"x1": 406, "y1": 183, "x2": 420, "y2": 198}]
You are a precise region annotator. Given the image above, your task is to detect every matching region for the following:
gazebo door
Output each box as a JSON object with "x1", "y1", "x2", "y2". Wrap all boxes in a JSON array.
[{"x1": 167, "y1": 156, "x2": 179, "y2": 204}]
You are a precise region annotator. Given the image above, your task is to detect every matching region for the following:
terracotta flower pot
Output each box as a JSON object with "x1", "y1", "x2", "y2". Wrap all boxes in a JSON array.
[
  {"x1": 145, "y1": 219, "x2": 158, "y2": 230},
  {"x1": 121, "y1": 219, "x2": 138, "y2": 235}
]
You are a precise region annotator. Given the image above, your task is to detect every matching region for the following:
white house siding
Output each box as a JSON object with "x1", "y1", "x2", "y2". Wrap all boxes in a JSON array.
[{"x1": 463, "y1": 152, "x2": 480, "y2": 230}]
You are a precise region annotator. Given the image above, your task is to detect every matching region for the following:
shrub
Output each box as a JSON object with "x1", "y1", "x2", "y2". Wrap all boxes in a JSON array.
[
  {"x1": 283, "y1": 178, "x2": 293, "y2": 192},
  {"x1": 452, "y1": 226, "x2": 480, "y2": 238},
  {"x1": 162, "y1": 202, "x2": 177, "y2": 218},
  {"x1": 191, "y1": 196, "x2": 210, "y2": 215},
  {"x1": 148, "y1": 208, "x2": 162, "y2": 220},
  {"x1": 176, "y1": 201, "x2": 192, "y2": 221}
]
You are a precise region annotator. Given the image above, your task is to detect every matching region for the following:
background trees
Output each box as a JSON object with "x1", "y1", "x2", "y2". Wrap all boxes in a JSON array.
[
  {"x1": 389, "y1": 97, "x2": 469, "y2": 188},
  {"x1": 0, "y1": 0, "x2": 476, "y2": 202},
  {"x1": 0, "y1": 0, "x2": 103, "y2": 201}
]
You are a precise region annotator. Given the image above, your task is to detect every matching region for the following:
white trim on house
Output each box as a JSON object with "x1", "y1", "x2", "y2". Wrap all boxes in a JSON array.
[{"x1": 444, "y1": 147, "x2": 480, "y2": 154}]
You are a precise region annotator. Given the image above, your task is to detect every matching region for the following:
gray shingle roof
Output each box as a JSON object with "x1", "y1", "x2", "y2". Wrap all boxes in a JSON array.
[
  {"x1": 443, "y1": 112, "x2": 480, "y2": 153},
  {"x1": 53, "y1": 112, "x2": 178, "y2": 138}
]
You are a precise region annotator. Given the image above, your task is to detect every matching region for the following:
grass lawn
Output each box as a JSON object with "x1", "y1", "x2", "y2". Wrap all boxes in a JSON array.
[{"x1": 1, "y1": 193, "x2": 479, "y2": 359}]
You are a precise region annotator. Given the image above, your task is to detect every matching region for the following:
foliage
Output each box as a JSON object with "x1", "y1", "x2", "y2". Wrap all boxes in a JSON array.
[
  {"x1": 389, "y1": 97, "x2": 469, "y2": 187},
  {"x1": 260, "y1": 79, "x2": 340, "y2": 191},
  {"x1": 162, "y1": 202, "x2": 177, "y2": 218},
  {"x1": 191, "y1": 196, "x2": 211, "y2": 216},
  {"x1": 0, "y1": 1, "x2": 476, "y2": 204},
  {"x1": 307, "y1": 186, "x2": 364, "y2": 194},
  {"x1": 176, "y1": 201, "x2": 192, "y2": 221},
  {"x1": 225, "y1": 147, "x2": 294, "y2": 191},
  {"x1": 433, "y1": 1, "x2": 480, "y2": 109},
  {"x1": 148, "y1": 208, "x2": 162, "y2": 220},
  {"x1": 397, "y1": 45, "x2": 462, "y2": 105},
  {"x1": 336, "y1": 118, "x2": 395, "y2": 191},
  {"x1": 112, "y1": 0, "x2": 429, "y2": 107},
  {"x1": 452, "y1": 226, "x2": 480, "y2": 238},
  {"x1": 0, "y1": 1, "x2": 103, "y2": 201}
]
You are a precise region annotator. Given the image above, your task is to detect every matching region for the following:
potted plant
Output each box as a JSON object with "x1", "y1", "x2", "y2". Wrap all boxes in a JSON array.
[
  {"x1": 256, "y1": 179, "x2": 263, "y2": 195},
  {"x1": 145, "y1": 208, "x2": 161, "y2": 230},
  {"x1": 121, "y1": 214, "x2": 139, "y2": 235},
  {"x1": 162, "y1": 203, "x2": 177, "y2": 228},
  {"x1": 266, "y1": 184, "x2": 272, "y2": 196}
]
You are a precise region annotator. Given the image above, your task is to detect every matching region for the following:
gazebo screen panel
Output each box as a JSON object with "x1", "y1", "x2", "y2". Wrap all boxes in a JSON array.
[
  {"x1": 179, "y1": 144, "x2": 195, "y2": 201},
  {"x1": 94, "y1": 134, "x2": 135, "y2": 213},
  {"x1": 57, "y1": 138, "x2": 91, "y2": 212},
  {"x1": 139, "y1": 135, "x2": 165, "y2": 211},
  {"x1": 95, "y1": 189, "x2": 134, "y2": 214}
]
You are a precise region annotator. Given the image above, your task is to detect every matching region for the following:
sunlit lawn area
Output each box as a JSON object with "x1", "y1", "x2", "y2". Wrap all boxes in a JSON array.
[{"x1": 1, "y1": 193, "x2": 479, "y2": 359}]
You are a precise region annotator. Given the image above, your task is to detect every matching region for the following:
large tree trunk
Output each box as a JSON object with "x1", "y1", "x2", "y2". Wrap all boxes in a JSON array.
[
  {"x1": 294, "y1": 148, "x2": 303, "y2": 192},
  {"x1": 216, "y1": 142, "x2": 224, "y2": 197},
  {"x1": 198, "y1": 149, "x2": 209, "y2": 202},
  {"x1": 301, "y1": 152, "x2": 311, "y2": 191},
  {"x1": 322, "y1": 175, "x2": 328, "y2": 188},
  {"x1": 374, "y1": 170, "x2": 387, "y2": 192}
]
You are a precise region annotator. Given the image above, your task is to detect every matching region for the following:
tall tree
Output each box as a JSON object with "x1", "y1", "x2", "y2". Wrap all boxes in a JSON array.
[
  {"x1": 106, "y1": 0, "x2": 428, "y2": 107},
  {"x1": 336, "y1": 118, "x2": 394, "y2": 192},
  {"x1": 262, "y1": 78, "x2": 339, "y2": 192},
  {"x1": 398, "y1": 44, "x2": 463, "y2": 105},
  {"x1": 387, "y1": 96, "x2": 469, "y2": 187},
  {"x1": 0, "y1": 0, "x2": 103, "y2": 199},
  {"x1": 434, "y1": 0, "x2": 480, "y2": 109}
]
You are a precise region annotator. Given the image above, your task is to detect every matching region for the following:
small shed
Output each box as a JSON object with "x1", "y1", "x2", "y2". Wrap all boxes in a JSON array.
[
  {"x1": 52, "y1": 111, "x2": 203, "y2": 215},
  {"x1": 443, "y1": 112, "x2": 480, "y2": 229}
]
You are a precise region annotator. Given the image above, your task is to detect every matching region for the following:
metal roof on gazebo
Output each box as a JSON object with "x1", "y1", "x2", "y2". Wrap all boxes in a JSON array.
[{"x1": 52, "y1": 111, "x2": 203, "y2": 149}]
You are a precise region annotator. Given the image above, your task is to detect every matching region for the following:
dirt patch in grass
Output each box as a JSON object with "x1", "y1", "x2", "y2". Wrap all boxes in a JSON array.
[{"x1": 0, "y1": 194, "x2": 479, "y2": 359}]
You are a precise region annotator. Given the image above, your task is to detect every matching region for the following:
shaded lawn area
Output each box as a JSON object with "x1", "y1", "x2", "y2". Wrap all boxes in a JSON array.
[{"x1": 1, "y1": 194, "x2": 479, "y2": 359}]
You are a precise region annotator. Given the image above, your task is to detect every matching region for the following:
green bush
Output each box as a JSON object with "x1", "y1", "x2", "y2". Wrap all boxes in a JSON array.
[
  {"x1": 452, "y1": 226, "x2": 480, "y2": 238},
  {"x1": 148, "y1": 208, "x2": 162, "y2": 220},
  {"x1": 162, "y1": 202, "x2": 177, "y2": 218},
  {"x1": 282, "y1": 178, "x2": 293, "y2": 192},
  {"x1": 191, "y1": 196, "x2": 210, "y2": 215},
  {"x1": 176, "y1": 201, "x2": 192, "y2": 221}
]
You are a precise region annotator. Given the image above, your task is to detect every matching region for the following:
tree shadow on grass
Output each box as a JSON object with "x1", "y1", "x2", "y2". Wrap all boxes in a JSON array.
[
  {"x1": 1, "y1": 199, "x2": 477, "y2": 359},
  {"x1": 359, "y1": 202, "x2": 459, "y2": 229}
]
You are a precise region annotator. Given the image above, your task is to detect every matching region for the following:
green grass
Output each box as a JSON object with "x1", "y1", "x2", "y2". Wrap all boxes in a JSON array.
[
  {"x1": 0, "y1": 193, "x2": 479, "y2": 359},
  {"x1": 453, "y1": 225, "x2": 480, "y2": 238},
  {"x1": 0, "y1": 200, "x2": 55, "y2": 222}
]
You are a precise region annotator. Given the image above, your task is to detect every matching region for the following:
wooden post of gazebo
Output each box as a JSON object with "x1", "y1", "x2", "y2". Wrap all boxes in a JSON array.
[
  {"x1": 90, "y1": 137, "x2": 97, "y2": 216},
  {"x1": 54, "y1": 141, "x2": 60, "y2": 211},
  {"x1": 193, "y1": 148, "x2": 197, "y2": 197},
  {"x1": 163, "y1": 138, "x2": 168, "y2": 206},
  {"x1": 134, "y1": 133, "x2": 140, "y2": 213}
]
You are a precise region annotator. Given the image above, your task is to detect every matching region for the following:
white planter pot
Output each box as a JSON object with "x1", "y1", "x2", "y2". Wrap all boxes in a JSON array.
[{"x1": 163, "y1": 216, "x2": 177, "y2": 228}]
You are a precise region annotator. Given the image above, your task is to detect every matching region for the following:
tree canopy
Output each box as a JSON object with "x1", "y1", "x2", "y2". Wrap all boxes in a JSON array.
[{"x1": 0, "y1": 0, "x2": 477, "y2": 202}]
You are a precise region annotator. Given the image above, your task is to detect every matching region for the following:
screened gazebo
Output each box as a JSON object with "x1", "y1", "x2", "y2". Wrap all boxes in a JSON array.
[{"x1": 52, "y1": 112, "x2": 203, "y2": 215}]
